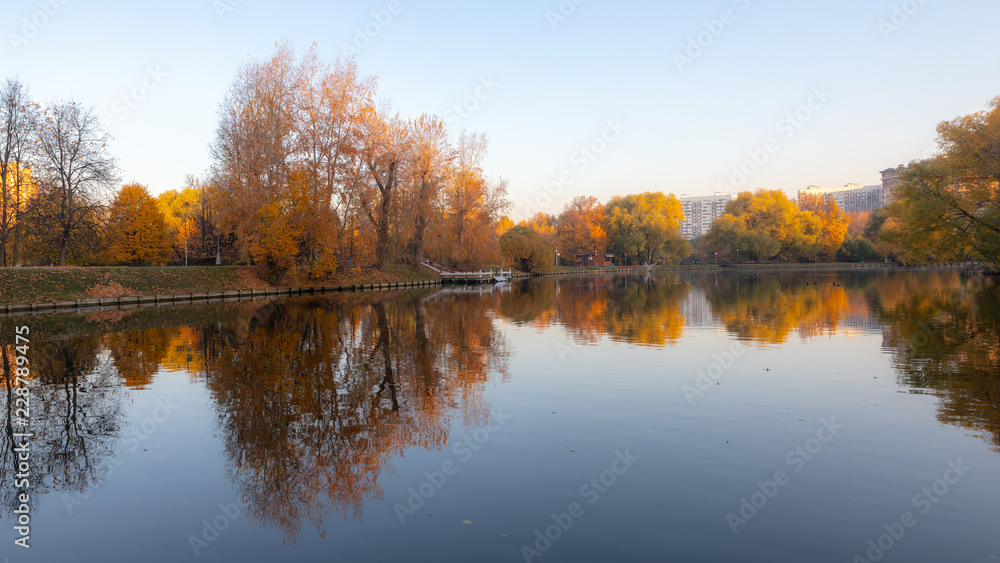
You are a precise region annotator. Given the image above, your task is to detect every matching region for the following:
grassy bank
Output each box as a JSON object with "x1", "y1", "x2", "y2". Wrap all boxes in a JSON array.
[{"x1": 0, "y1": 264, "x2": 438, "y2": 305}]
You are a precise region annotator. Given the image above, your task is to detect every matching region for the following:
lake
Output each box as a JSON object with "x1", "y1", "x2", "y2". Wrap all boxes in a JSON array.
[{"x1": 2, "y1": 270, "x2": 998, "y2": 562}]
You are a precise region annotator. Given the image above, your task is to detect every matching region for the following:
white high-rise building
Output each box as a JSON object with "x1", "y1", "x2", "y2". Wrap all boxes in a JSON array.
[
  {"x1": 797, "y1": 184, "x2": 885, "y2": 214},
  {"x1": 680, "y1": 193, "x2": 733, "y2": 240}
]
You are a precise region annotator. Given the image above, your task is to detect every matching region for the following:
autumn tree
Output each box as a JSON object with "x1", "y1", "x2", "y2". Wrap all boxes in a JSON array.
[
  {"x1": 557, "y1": 195, "x2": 607, "y2": 260},
  {"x1": 34, "y1": 100, "x2": 117, "y2": 265},
  {"x1": 799, "y1": 194, "x2": 849, "y2": 260},
  {"x1": 846, "y1": 211, "x2": 870, "y2": 240},
  {"x1": 210, "y1": 41, "x2": 508, "y2": 273},
  {"x1": 438, "y1": 132, "x2": 508, "y2": 267},
  {"x1": 211, "y1": 42, "x2": 300, "y2": 273},
  {"x1": 405, "y1": 114, "x2": 453, "y2": 265},
  {"x1": 357, "y1": 104, "x2": 409, "y2": 268},
  {"x1": 294, "y1": 49, "x2": 372, "y2": 272},
  {"x1": 879, "y1": 96, "x2": 1000, "y2": 264},
  {"x1": 1, "y1": 79, "x2": 37, "y2": 267},
  {"x1": 105, "y1": 183, "x2": 171, "y2": 264},
  {"x1": 605, "y1": 192, "x2": 690, "y2": 265},
  {"x1": 705, "y1": 190, "x2": 821, "y2": 262},
  {"x1": 496, "y1": 216, "x2": 515, "y2": 236},
  {"x1": 519, "y1": 212, "x2": 557, "y2": 248}
]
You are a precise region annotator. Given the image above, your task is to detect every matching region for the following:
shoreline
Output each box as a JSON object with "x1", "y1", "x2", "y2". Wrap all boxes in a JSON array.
[{"x1": 0, "y1": 262, "x2": 986, "y2": 314}]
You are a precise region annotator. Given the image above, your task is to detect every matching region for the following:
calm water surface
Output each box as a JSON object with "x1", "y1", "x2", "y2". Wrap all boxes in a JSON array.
[{"x1": 2, "y1": 271, "x2": 999, "y2": 562}]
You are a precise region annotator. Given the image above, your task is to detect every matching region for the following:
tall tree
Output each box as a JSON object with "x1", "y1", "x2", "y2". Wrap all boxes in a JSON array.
[
  {"x1": 358, "y1": 104, "x2": 409, "y2": 268},
  {"x1": 294, "y1": 49, "x2": 373, "y2": 269},
  {"x1": 0, "y1": 79, "x2": 37, "y2": 267},
  {"x1": 211, "y1": 42, "x2": 298, "y2": 272},
  {"x1": 35, "y1": 100, "x2": 117, "y2": 266},
  {"x1": 406, "y1": 114, "x2": 453, "y2": 265},
  {"x1": 440, "y1": 132, "x2": 508, "y2": 267}
]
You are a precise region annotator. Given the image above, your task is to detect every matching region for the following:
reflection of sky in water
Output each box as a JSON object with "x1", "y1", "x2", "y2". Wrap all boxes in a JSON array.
[{"x1": 1, "y1": 271, "x2": 998, "y2": 563}]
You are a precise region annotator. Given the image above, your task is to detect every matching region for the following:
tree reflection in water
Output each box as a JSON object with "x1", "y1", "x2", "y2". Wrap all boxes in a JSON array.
[
  {"x1": 1, "y1": 333, "x2": 126, "y2": 519},
  {"x1": 0, "y1": 272, "x2": 998, "y2": 541},
  {"x1": 876, "y1": 274, "x2": 1000, "y2": 453},
  {"x1": 200, "y1": 290, "x2": 510, "y2": 540}
]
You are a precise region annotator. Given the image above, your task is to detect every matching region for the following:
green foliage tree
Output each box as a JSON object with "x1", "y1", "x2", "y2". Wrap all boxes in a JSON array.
[
  {"x1": 837, "y1": 237, "x2": 879, "y2": 262},
  {"x1": 500, "y1": 225, "x2": 554, "y2": 273},
  {"x1": 703, "y1": 214, "x2": 782, "y2": 262},
  {"x1": 605, "y1": 192, "x2": 691, "y2": 265}
]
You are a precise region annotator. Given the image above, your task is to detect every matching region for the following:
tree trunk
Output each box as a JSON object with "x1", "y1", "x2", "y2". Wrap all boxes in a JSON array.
[
  {"x1": 375, "y1": 189, "x2": 392, "y2": 268},
  {"x1": 373, "y1": 162, "x2": 397, "y2": 269},
  {"x1": 413, "y1": 215, "x2": 427, "y2": 266},
  {"x1": 11, "y1": 221, "x2": 19, "y2": 266}
]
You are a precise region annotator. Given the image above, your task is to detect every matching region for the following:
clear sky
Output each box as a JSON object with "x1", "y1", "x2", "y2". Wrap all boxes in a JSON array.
[{"x1": 4, "y1": 0, "x2": 999, "y2": 220}]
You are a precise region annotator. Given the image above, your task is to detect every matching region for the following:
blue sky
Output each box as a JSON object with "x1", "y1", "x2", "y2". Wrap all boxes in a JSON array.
[{"x1": 4, "y1": 0, "x2": 999, "y2": 220}]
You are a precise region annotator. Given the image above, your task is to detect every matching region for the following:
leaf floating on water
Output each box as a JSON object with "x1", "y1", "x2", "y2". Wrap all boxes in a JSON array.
[{"x1": 463, "y1": 520, "x2": 472, "y2": 525}]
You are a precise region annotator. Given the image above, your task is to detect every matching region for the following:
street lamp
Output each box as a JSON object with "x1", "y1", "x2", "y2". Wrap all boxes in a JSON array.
[{"x1": 736, "y1": 248, "x2": 739, "y2": 265}]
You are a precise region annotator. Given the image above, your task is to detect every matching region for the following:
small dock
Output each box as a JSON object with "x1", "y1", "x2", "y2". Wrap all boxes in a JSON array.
[{"x1": 422, "y1": 260, "x2": 512, "y2": 285}]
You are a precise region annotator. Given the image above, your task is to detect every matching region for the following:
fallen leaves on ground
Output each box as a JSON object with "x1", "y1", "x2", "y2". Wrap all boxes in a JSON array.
[{"x1": 86, "y1": 282, "x2": 139, "y2": 298}]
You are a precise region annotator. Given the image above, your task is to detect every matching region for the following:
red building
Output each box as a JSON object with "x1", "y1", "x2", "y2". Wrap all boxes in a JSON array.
[{"x1": 574, "y1": 252, "x2": 615, "y2": 267}]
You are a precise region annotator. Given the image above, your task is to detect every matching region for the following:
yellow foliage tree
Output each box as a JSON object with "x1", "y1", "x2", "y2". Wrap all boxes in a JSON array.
[
  {"x1": 105, "y1": 183, "x2": 171, "y2": 264},
  {"x1": 799, "y1": 194, "x2": 849, "y2": 260},
  {"x1": 721, "y1": 189, "x2": 822, "y2": 260}
]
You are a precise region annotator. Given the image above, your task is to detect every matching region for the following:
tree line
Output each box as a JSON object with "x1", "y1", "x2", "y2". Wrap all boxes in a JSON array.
[
  {"x1": 4, "y1": 48, "x2": 995, "y2": 273},
  {"x1": 0, "y1": 42, "x2": 510, "y2": 275},
  {"x1": 505, "y1": 192, "x2": 694, "y2": 273}
]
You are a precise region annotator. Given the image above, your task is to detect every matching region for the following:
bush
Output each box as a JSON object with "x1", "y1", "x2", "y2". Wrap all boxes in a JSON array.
[
  {"x1": 837, "y1": 237, "x2": 879, "y2": 262},
  {"x1": 500, "y1": 226, "x2": 555, "y2": 274}
]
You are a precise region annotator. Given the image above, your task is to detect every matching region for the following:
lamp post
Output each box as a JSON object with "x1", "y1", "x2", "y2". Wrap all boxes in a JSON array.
[
  {"x1": 183, "y1": 212, "x2": 188, "y2": 267},
  {"x1": 736, "y1": 248, "x2": 739, "y2": 266}
]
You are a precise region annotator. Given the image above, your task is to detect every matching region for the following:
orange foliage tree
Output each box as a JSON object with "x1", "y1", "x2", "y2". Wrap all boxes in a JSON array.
[
  {"x1": 557, "y1": 195, "x2": 607, "y2": 261},
  {"x1": 105, "y1": 183, "x2": 171, "y2": 264},
  {"x1": 519, "y1": 212, "x2": 557, "y2": 248},
  {"x1": 209, "y1": 42, "x2": 509, "y2": 274}
]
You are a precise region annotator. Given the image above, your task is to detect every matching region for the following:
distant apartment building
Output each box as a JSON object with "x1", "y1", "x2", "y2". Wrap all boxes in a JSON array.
[
  {"x1": 680, "y1": 193, "x2": 733, "y2": 240},
  {"x1": 797, "y1": 184, "x2": 884, "y2": 214},
  {"x1": 880, "y1": 165, "x2": 906, "y2": 204}
]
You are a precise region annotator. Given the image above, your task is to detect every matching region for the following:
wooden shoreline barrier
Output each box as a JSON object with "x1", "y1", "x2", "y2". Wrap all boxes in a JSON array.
[
  {"x1": 0, "y1": 262, "x2": 976, "y2": 317},
  {"x1": 0, "y1": 279, "x2": 444, "y2": 316}
]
